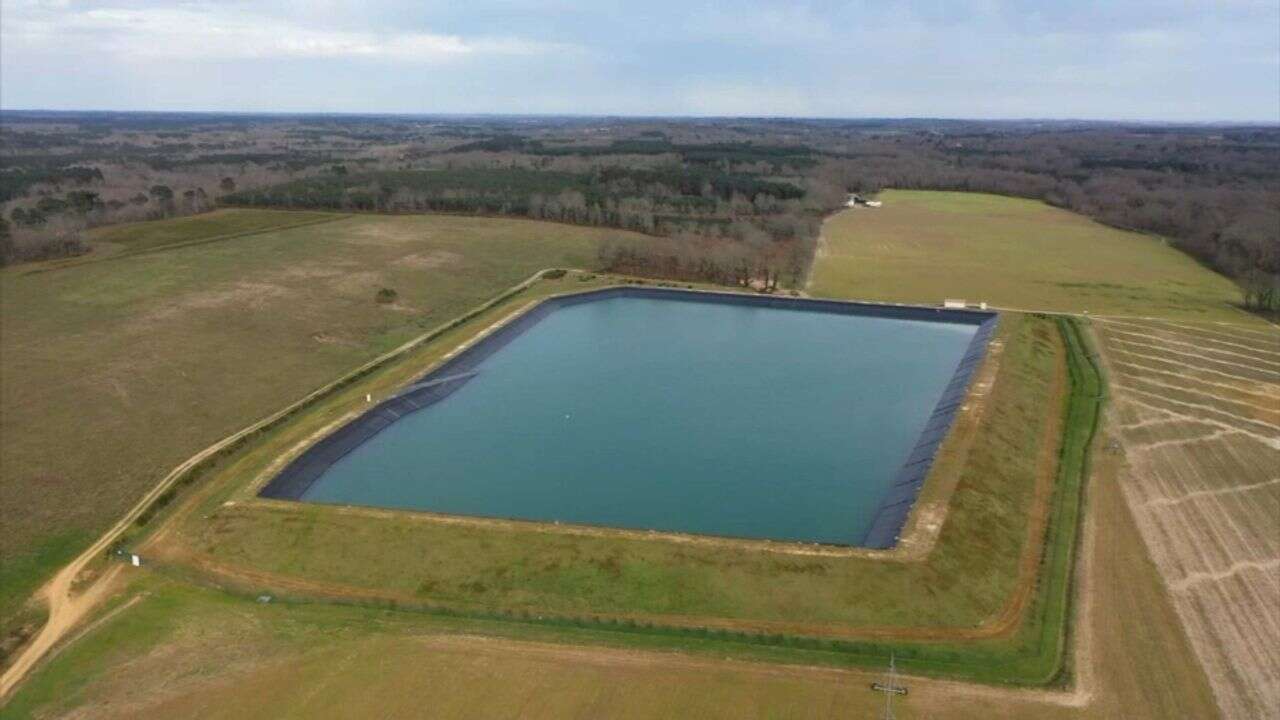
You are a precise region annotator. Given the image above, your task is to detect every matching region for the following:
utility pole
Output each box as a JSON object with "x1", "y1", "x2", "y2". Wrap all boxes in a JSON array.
[{"x1": 871, "y1": 653, "x2": 907, "y2": 719}]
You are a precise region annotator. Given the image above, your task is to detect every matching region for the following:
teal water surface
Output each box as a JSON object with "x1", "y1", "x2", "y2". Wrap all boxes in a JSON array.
[{"x1": 302, "y1": 296, "x2": 977, "y2": 545}]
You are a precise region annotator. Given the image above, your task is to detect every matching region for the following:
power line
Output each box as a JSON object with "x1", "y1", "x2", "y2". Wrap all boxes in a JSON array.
[{"x1": 871, "y1": 653, "x2": 907, "y2": 719}]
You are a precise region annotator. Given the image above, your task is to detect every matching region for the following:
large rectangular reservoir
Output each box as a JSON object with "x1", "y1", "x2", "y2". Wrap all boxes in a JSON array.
[{"x1": 262, "y1": 288, "x2": 996, "y2": 547}]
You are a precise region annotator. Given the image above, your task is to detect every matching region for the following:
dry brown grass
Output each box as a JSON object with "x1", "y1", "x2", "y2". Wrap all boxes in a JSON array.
[
  {"x1": 1095, "y1": 317, "x2": 1280, "y2": 719},
  {"x1": 0, "y1": 211, "x2": 645, "y2": 627},
  {"x1": 4, "y1": 190, "x2": 1259, "y2": 718},
  {"x1": 3, "y1": 454, "x2": 1222, "y2": 720}
]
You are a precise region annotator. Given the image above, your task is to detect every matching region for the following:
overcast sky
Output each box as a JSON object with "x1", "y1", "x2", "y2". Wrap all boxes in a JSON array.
[{"x1": 2, "y1": 0, "x2": 1277, "y2": 121}]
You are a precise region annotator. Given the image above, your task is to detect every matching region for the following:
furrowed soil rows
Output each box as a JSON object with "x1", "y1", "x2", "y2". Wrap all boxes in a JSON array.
[{"x1": 1095, "y1": 318, "x2": 1280, "y2": 720}]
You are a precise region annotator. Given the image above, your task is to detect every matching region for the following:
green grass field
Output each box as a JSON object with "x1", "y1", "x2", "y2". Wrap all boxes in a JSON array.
[
  {"x1": 3, "y1": 339, "x2": 1215, "y2": 718},
  {"x1": 4, "y1": 328, "x2": 1207, "y2": 717},
  {"x1": 0, "y1": 575, "x2": 1081, "y2": 720},
  {"x1": 129, "y1": 293, "x2": 1077, "y2": 686},
  {"x1": 4, "y1": 193, "x2": 1238, "y2": 717},
  {"x1": 0, "y1": 209, "x2": 644, "y2": 628},
  {"x1": 809, "y1": 190, "x2": 1249, "y2": 321}
]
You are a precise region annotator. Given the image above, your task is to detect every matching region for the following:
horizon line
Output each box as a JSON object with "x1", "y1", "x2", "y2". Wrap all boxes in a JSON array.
[{"x1": 2, "y1": 107, "x2": 1277, "y2": 127}]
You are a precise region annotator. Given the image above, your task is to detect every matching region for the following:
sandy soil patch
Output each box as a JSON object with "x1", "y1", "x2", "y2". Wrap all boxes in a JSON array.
[
  {"x1": 327, "y1": 270, "x2": 387, "y2": 298},
  {"x1": 277, "y1": 261, "x2": 355, "y2": 281},
  {"x1": 129, "y1": 282, "x2": 293, "y2": 331},
  {"x1": 341, "y1": 222, "x2": 433, "y2": 247},
  {"x1": 395, "y1": 250, "x2": 462, "y2": 270},
  {"x1": 113, "y1": 282, "x2": 295, "y2": 342},
  {"x1": 310, "y1": 331, "x2": 360, "y2": 347}
]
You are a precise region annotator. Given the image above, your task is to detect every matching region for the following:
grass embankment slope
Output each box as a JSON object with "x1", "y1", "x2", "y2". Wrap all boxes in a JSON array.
[
  {"x1": 0, "y1": 209, "x2": 642, "y2": 630},
  {"x1": 133, "y1": 286, "x2": 1079, "y2": 685},
  {"x1": 0, "y1": 575, "x2": 1083, "y2": 720},
  {"x1": 0, "y1": 308, "x2": 1096, "y2": 714},
  {"x1": 0, "y1": 327, "x2": 1202, "y2": 719},
  {"x1": 1, "y1": 298, "x2": 1209, "y2": 720},
  {"x1": 810, "y1": 190, "x2": 1246, "y2": 321}
]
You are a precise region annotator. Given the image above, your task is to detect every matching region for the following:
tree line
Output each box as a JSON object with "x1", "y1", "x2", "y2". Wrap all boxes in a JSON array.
[
  {"x1": 2, "y1": 115, "x2": 1275, "y2": 310},
  {"x1": 818, "y1": 128, "x2": 1279, "y2": 311}
]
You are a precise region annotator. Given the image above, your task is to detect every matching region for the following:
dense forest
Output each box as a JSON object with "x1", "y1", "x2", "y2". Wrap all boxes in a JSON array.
[{"x1": 2, "y1": 113, "x2": 1276, "y2": 309}]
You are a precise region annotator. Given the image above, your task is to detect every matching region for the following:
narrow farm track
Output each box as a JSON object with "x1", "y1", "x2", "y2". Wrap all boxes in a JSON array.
[
  {"x1": 1103, "y1": 327, "x2": 1280, "y2": 368},
  {"x1": 1095, "y1": 317, "x2": 1280, "y2": 720},
  {"x1": 1107, "y1": 335, "x2": 1280, "y2": 382},
  {"x1": 1104, "y1": 320, "x2": 1280, "y2": 357},
  {"x1": 0, "y1": 398, "x2": 286, "y2": 699},
  {"x1": 0, "y1": 268, "x2": 558, "y2": 702},
  {"x1": 1109, "y1": 357, "x2": 1280, "y2": 399},
  {"x1": 1142, "y1": 477, "x2": 1280, "y2": 508}
]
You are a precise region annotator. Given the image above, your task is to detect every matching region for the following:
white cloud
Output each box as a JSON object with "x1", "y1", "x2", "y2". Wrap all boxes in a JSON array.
[
  {"x1": 2, "y1": 4, "x2": 569, "y2": 63},
  {"x1": 0, "y1": 0, "x2": 1274, "y2": 119}
]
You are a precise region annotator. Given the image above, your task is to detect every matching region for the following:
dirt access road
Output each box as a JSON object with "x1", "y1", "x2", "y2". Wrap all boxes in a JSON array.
[
  {"x1": 0, "y1": 417, "x2": 247, "y2": 698},
  {"x1": 0, "y1": 269, "x2": 557, "y2": 701}
]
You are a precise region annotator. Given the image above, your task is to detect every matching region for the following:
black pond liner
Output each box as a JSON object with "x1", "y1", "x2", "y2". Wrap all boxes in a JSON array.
[{"x1": 259, "y1": 286, "x2": 998, "y2": 550}]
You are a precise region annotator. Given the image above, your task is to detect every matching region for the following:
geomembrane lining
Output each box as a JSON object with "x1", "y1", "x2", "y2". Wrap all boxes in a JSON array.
[{"x1": 259, "y1": 286, "x2": 998, "y2": 549}]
